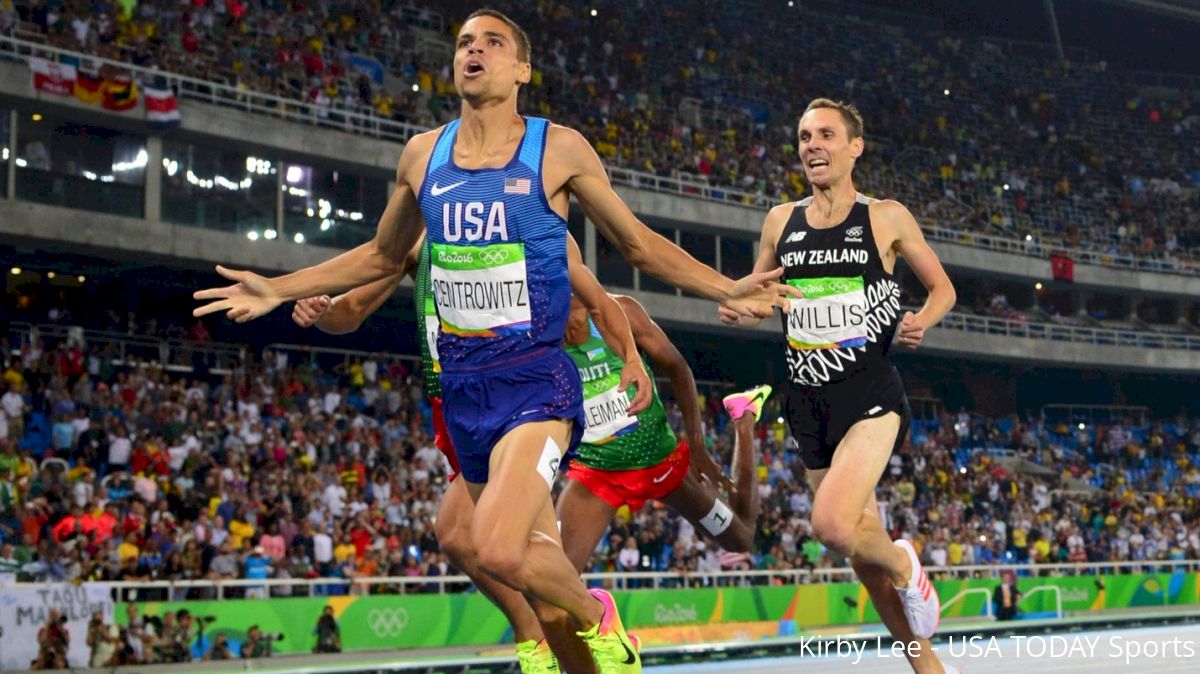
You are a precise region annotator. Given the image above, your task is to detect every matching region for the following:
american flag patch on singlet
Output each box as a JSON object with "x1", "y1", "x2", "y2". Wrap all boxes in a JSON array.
[{"x1": 504, "y1": 177, "x2": 531, "y2": 194}]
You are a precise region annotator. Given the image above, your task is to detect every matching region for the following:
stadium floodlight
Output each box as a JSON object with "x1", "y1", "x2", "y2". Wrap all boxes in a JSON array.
[
  {"x1": 10, "y1": 267, "x2": 20, "y2": 275},
  {"x1": 294, "y1": 233, "x2": 305, "y2": 244},
  {"x1": 247, "y1": 231, "x2": 260, "y2": 241}
]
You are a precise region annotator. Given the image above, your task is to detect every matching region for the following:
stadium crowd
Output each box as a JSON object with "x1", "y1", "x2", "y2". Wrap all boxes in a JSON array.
[
  {"x1": 2, "y1": 323, "x2": 1199, "y2": 594},
  {"x1": 5, "y1": 0, "x2": 1198, "y2": 268}
]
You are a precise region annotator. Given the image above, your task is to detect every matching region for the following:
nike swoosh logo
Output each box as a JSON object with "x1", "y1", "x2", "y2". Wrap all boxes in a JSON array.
[
  {"x1": 430, "y1": 180, "x2": 466, "y2": 196},
  {"x1": 621, "y1": 639, "x2": 637, "y2": 665},
  {"x1": 651, "y1": 467, "x2": 674, "y2": 484}
]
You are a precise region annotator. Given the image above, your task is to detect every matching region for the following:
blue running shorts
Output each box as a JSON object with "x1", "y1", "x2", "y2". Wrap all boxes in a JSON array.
[{"x1": 439, "y1": 347, "x2": 585, "y2": 484}]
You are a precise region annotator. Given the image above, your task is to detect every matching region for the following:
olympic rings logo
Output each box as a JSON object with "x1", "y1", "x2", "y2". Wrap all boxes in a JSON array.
[
  {"x1": 479, "y1": 249, "x2": 510, "y2": 266},
  {"x1": 367, "y1": 607, "x2": 410, "y2": 637}
]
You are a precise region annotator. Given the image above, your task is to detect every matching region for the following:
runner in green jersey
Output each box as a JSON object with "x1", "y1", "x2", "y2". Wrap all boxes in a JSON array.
[
  {"x1": 558, "y1": 293, "x2": 772, "y2": 573},
  {"x1": 293, "y1": 235, "x2": 648, "y2": 674}
]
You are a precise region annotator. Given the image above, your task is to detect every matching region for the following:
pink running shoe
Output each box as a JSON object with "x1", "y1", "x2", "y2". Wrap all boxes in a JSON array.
[{"x1": 722, "y1": 385, "x2": 773, "y2": 422}]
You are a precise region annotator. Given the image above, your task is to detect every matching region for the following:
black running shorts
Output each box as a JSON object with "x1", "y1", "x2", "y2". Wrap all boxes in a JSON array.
[{"x1": 786, "y1": 364, "x2": 911, "y2": 470}]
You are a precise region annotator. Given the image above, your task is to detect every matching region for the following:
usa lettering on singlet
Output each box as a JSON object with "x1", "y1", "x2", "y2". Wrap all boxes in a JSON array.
[
  {"x1": 776, "y1": 193, "x2": 903, "y2": 387},
  {"x1": 417, "y1": 117, "x2": 571, "y2": 367}
]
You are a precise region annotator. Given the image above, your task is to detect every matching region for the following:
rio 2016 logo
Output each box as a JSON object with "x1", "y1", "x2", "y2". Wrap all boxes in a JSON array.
[{"x1": 367, "y1": 607, "x2": 409, "y2": 637}]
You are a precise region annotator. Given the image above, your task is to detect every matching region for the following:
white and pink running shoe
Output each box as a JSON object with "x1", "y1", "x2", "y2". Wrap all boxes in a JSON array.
[{"x1": 895, "y1": 539, "x2": 941, "y2": 639}]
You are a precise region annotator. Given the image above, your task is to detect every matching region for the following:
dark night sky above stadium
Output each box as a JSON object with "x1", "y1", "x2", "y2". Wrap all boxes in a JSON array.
[{"x1": 852, "y1": 0, "x2": 1200, "y2": 76}]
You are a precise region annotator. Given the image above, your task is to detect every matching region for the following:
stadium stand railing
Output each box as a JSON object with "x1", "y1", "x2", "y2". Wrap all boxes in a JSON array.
[
  {"x1": 933, "y1": 311, "x2": 1200, "y2": 351},
  {"x1": 0, "y1": 35, "x2": 427, "y2": 143},
  {"x1": 4, "y1": 35, "x2": 1196, "y2": 279},
  {"x1": 7, "y1": 321, "x2": 247, "y2": 373},
  {"x1": 11, "y1": 560, "x2": 1198, "y2": 599},
  {"x1": 923, "y1": 227, "x2": 1199, "y2": 276}
]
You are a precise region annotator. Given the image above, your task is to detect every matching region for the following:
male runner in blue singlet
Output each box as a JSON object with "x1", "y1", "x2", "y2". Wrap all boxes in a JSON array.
[{"x1": 194, "y1": 10, "x2": 794, "y2": 672}]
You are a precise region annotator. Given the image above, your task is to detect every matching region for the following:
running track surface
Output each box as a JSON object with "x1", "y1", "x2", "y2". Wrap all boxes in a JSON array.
[{"x1": 645, "y1": 624, "x2": 1200, "y2": 673}]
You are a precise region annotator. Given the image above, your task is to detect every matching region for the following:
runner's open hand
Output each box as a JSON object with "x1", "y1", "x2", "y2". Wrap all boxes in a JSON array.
[
  {"x1": 619, "y1": 358, "x2": 653, "y2": 415},
  {"x1": 724, "y1": 268, "x2": 800, "y2": 320},
  {"x1": 690, "y1": 444, "x2": 732, "y2": 492},
  {"x1": 193, "y1": 265, "x2": 282, "y2": 323}
]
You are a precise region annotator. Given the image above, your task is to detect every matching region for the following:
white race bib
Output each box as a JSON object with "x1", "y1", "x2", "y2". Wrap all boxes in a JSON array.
[
  {"x1": 786, "y1": 276, "x2": 869, "y2": 349},
  {"x1": 430, "y1": 243, "x2": 530, "y2": 337},
  {"x1": 582, "y1": 385, "x2": 638, "y2": 444}
]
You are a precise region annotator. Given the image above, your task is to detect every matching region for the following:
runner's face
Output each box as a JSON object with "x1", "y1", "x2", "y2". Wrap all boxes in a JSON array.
[
  {"x1": 454, "y1": 16, "x2": 530, "y2": 102},
  {"x1": 798, "y1": 108, "x2": 863, "y2": 188}
]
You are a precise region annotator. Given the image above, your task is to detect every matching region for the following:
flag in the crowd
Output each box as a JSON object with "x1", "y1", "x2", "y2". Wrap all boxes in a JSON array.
[
  {"x1": 144, "y1": 86, "x2": 181, "y2": 126},
  {"x1": 1051, "y1": 254, "x2": 1075, "y2": 282},
  {"x1": 29, "y1": 57, "x2": 76, "y2": 96},
  {"x1": 101, "y1": 74, "x2": 138, "y2": 111},
  {"x1": 349, "y1": 54, "x2": 385, "y2": 84},
  {"x1": 73, "y1": 68, "x2": 103, "y2": 104}
]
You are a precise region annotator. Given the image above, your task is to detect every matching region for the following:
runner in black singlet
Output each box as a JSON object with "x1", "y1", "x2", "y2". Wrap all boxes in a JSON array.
[{"x1": 722, "y1": 99, "x2": 959, "y2": 674}]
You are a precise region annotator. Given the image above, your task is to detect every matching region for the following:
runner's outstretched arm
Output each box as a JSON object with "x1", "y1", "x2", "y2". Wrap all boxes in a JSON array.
[
  {"x1": 567, "y1": 236, "x2": 652, "y2": 415},
  {"x1": 551, "y1": 127, "x2": 798, "y2": 319},
  {"x1": 194, "y1": 132, "x2": 438, "y2": 322},
  {"x1": 720, "y1": 203, "x2": 793, "y2": 327},
  {"x1": 292, "y1": 236, "x2": 425, "y2": 333}
]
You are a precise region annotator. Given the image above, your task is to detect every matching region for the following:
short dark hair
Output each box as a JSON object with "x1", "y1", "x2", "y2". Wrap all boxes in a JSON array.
[
  {"x1": 802, "y1": 98, "x2": 864, "y2": 139},
  {"x1": 464, "y1": 9, "x2": 531, "y2": 63}
]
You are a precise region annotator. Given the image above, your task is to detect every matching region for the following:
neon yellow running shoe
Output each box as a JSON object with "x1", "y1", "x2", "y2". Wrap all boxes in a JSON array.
[
  {"x1": 577, "y1": 588, "x2": 641, "y2": 673},
  {"x1": 515, "y1": 639, "x2": 560, "y2": 674},
  {"x1": 722, "y1": 385, "x2": 773, "y2": 422}
]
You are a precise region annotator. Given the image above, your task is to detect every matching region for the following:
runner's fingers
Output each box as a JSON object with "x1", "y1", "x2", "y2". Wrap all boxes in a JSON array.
[
  {"x1": 624, "y1": 371, "x2": 652, "y2": 415},
  {"x1": 193, "y1": 285, "x2": 237, "y2": 301},
  {"x1": 193, "y1": 300, "x2": 232, "y2": 317},
  {"x1": 776, "y1": 282, "x2": 803, "y2": 299},
  {"x1": 292, "y1": 305, "x2": 315, "y2": 327}
]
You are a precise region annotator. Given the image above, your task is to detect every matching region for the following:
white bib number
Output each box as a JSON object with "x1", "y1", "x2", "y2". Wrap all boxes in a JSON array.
[{"x1": 582, "y1": 386, "x2": 638, "y2": 444}]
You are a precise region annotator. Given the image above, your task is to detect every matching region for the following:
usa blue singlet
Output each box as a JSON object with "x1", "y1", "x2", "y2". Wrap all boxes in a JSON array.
[{"x1": 417, "y1": 117, "x2": 583, "y2": 482}]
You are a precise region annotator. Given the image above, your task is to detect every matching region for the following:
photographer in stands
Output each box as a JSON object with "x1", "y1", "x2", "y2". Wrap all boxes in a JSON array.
[
  {"x1": 122, "y1": 603, "x2": 155, "y2": 664},
  {"x1": 33, "y1": 609, "x2": 69, "y2": 670},
  {"x1": 313, "y1": 605, "x2": 342, "y2": 654},
  {"x1": 166, "y1": 609, "x2": 195, "y2": 663},
  {"x1": 205, "y1": 633, "x2": 234, "y2": 661},
  {"x1": 87, "y1": 610, "x2": 121, "y2": 667},
  {"x1": 241, "y1": 625, "x2": 282, "y2": 659}
]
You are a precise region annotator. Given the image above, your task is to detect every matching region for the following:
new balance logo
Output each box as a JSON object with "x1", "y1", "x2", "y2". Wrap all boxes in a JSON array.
[
  {"x1": 430, "y1": 180, "x2": 466, "y2": 196},
  {"x1": 785, "y1": 231, "x2": 807, "y2": 244}
]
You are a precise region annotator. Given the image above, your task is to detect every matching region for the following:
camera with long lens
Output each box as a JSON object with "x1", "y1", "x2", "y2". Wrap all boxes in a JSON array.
[{"x1": 263, "y1": 633, "x2": 285, "y2": 642}]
